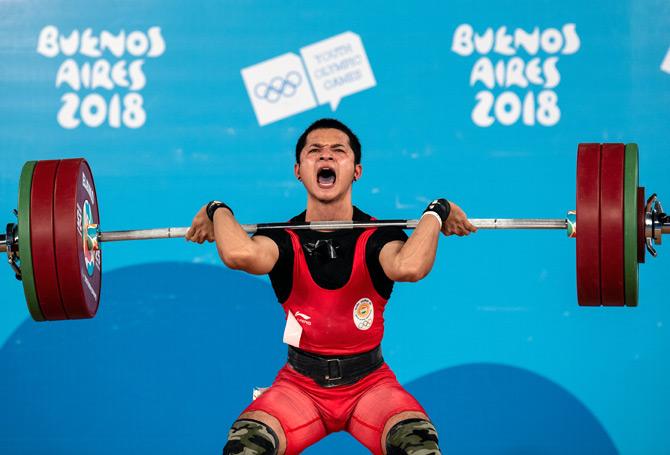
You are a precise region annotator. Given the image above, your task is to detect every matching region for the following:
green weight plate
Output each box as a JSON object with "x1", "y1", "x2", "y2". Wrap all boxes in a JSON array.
[
  {"x1": 18, "y1": 161, "x2": 45, "y2": 321},
  {"x1": 624, "y1": 144, "x2": 639, "y2": 306}
]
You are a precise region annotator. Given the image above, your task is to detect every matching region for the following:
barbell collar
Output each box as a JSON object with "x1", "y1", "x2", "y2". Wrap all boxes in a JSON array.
[{"x1": 662, "y1": 215, "x2": 670, "y2": 234}]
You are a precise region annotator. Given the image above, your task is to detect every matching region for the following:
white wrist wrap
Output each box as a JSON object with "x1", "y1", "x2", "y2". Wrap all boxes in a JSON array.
[{"x1": 421, "y1": 210, "x2": 443, "y2": 226}]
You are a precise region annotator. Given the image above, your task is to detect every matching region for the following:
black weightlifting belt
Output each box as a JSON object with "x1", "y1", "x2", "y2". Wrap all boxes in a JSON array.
[{"x1": 287, "y1": 345, "x2": 384, "y2": 388}]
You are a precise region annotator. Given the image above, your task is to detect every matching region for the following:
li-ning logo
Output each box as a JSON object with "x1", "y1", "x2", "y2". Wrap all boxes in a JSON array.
[
  {"x1": 295, "y1": 311, "x2": 312, "y2": 325},
  {"x1": 254, "y1": 71, "x2": 302, "y2": 103}
]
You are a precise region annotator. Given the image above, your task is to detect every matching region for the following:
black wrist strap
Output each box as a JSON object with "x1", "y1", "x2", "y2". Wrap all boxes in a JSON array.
[
  {"x1": 206, "y1": 200, "x2": 233, "y2": 221},
  {"x1": 423, "y1": 198, "x2": 451, "y2": 223}
]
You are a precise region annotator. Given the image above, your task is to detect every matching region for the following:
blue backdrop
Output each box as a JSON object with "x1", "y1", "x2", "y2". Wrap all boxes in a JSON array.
[{"x1": 1, "y1": 1, "x2": 669, "y2": 454}]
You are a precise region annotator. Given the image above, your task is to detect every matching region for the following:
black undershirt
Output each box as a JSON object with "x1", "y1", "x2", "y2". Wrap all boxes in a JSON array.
[{"x1": 253, "y1": 207, "x2": 408, "y2": 303}]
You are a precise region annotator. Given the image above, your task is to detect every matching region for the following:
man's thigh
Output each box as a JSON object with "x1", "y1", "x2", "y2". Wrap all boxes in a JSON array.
[
  {"x1": 240, "y1": 381, "x2": 327, "y2": 455},
  {"x1": 347, "y1": 379, "x2": 427, "y2": 455}
]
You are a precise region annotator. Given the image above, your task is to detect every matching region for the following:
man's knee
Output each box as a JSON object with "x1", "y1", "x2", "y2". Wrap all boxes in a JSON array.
[
  {"x1": 385, "y1": 418, "x2": 441, "y2": 455},
  {"x1": 223, "y1": 418, "x2": 279, "y2": 455}
]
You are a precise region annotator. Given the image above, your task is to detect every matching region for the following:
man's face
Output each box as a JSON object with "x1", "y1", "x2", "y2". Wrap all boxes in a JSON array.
[{"x1": 294, "y1": 128, "x2": 362, "y2": 203}]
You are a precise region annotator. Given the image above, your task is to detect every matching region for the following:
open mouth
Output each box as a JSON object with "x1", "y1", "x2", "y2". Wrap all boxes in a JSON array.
[{"x1": 317, "y1": 167, "x2": 336, "y2": 188}]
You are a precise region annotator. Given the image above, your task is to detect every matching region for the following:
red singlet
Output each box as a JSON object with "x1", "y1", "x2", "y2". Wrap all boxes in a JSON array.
[{"x1": 283, "y1": 228, "x2": 386, "y2": 355}]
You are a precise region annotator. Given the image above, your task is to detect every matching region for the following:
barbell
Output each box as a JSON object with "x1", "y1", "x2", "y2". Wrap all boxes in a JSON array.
[{"x1": 1, "y1": 143, "x2": 667, "y2": 321}]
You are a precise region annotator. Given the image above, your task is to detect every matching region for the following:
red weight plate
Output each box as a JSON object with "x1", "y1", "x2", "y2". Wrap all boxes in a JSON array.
[
  {"x1": 637, "y1": 187, "x2": 645, "y2": 264},
  {"x1": 576, "y1": 143, "x2": 602, "y2": 306},
  {"x1": 54, "y1": 159, "x2": 102, "y2": 319},
  {"x1": 30, "y1": 160, "x2": 68, "y2": 320},
  {"x1": 600, "y1": 143, "x2": 625, "y2": 306}
]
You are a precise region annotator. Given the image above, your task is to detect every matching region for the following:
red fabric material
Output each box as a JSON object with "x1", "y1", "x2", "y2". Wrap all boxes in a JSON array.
[
  {"x1": 243, "y1": 363, "x2": 426, "y2": 455},
  {"x1": 283, "y1": 228, "x2": 387, "y2": 355}
]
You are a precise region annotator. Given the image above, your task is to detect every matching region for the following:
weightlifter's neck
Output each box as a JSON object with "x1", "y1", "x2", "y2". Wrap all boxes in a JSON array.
[{"x1": 305, "y1": 196, "x2": 353, "y2": 222}]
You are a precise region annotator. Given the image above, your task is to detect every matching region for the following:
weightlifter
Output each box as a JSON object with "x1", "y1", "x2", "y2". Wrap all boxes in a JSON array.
[{"x1": 186, "y1": 118, "x2": 477, "y2": 454}]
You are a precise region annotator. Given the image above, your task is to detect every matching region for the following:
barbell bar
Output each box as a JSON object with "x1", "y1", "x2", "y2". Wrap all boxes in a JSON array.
[
  {"x1": 1, "y1": 218, "x2": 569, "y2": 248},
  {"x1": 0, "y1": 143, "x2": 668, "y2": 321}
]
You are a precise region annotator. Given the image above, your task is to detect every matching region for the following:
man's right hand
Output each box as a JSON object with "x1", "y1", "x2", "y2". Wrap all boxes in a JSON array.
[
  {"x1": 441, "y1": 201, "x2": 477, "y2": 237},
  {"x1": 185, "y1": 205, "x2": 215, "y2": 244},
  {"x1": 185, "y1": 202, "x2": 279, "y2": 274}
]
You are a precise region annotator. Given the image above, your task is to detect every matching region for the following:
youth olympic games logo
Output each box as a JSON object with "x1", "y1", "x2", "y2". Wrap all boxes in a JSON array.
[
  {"x1": 241, "y1": 31, "x2": 376, "y2": 126},
  {"x1": 82, "y1": 200, "x2": 97, "y2": 276},
  {"x1": 353, "y1": 298, "x2": 374, "y2": 331}
]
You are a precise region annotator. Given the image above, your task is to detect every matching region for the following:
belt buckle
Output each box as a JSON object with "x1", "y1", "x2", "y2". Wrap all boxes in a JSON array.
[{"x1": 325, "y1": 358, "x2": 342, "y2": 381}]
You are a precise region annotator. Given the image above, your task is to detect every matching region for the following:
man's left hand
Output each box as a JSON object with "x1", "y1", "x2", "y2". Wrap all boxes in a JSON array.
[{"x1": 442, "y1": 202, "x2": 477, "y2": 237}]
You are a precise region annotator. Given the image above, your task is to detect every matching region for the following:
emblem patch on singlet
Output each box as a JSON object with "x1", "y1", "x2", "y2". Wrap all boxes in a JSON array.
[{"x1": 353, "y1": 298, "x2": 374, "y2": 331}]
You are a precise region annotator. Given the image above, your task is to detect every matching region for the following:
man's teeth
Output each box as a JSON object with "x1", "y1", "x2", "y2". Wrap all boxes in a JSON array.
[
  {"x1": 317, "y1": 168, "x2": 336, "y2": 186},
  {"x1": 318, "y1": 175, "x2": 336, "y2": 185}
]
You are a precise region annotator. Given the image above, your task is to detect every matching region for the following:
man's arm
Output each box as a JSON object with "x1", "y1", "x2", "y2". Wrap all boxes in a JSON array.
[
  {"x1": 379, "y1": 201, "x2": 476, "y2": 282},
  {"x1": 185, "y1": 204, "x2": 279, "y2": 275}
]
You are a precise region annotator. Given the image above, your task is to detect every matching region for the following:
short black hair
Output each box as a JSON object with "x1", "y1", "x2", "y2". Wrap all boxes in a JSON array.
[{"x1": 295, "y1": 118, "x2": 361, "y2": 164}]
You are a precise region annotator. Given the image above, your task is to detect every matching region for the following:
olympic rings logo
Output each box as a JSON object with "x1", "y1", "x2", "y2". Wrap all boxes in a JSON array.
[
  {"x1": 253, "y1": 71, "x2": 302, "y2": 103},
  {"x1": 357, "y1": 320, "x2": 372, "y2": 330}
]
